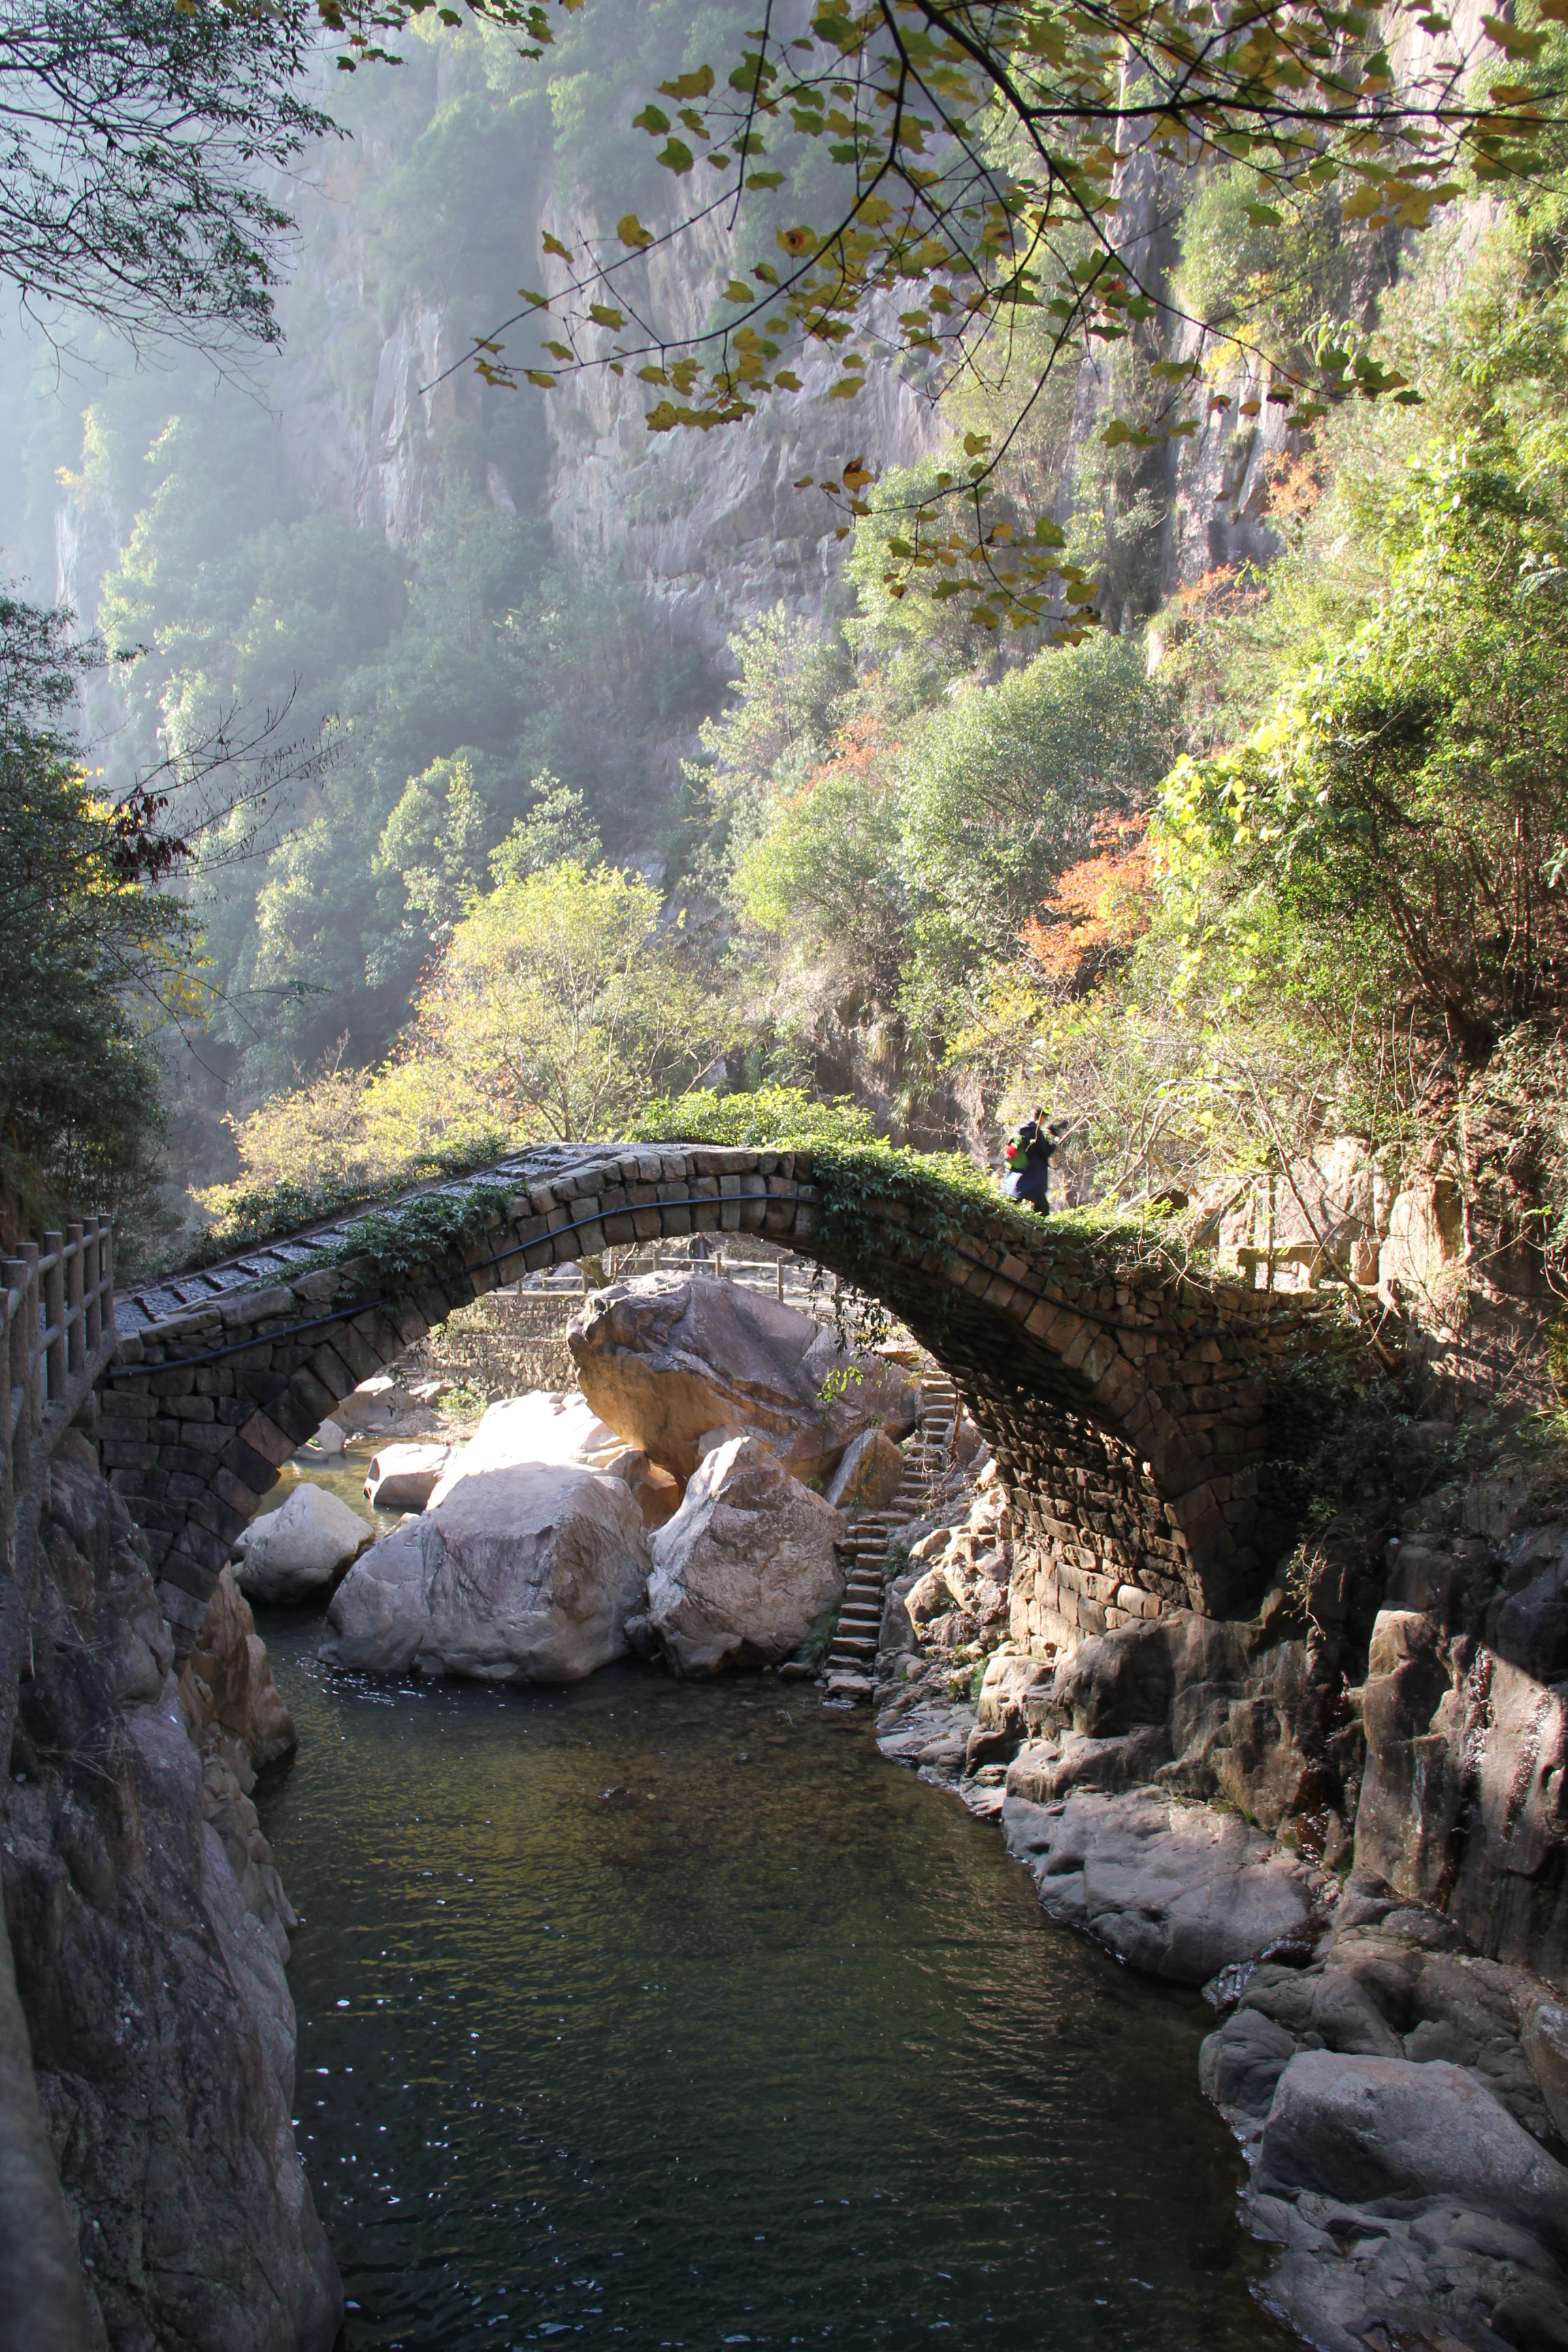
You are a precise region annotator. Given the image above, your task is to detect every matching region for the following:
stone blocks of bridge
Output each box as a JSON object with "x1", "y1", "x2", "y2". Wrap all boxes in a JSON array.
[{"x1": 926, "y1": 1258, "x2": 1295, "y2": 1642}]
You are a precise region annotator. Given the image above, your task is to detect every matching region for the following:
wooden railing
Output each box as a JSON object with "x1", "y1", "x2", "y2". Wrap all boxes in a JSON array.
[
  {"x1": 0, "y1": 1215, "x2": 117, "y2": 2349},
  {"x1": 1, "y1": 1219, "x2": 114, "y2": 1576}
]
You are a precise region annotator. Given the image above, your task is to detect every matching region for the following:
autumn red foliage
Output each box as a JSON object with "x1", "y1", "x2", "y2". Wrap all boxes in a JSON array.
[{"x1": 1019, "y1": 812, "x2": 1153, "y2": 985}]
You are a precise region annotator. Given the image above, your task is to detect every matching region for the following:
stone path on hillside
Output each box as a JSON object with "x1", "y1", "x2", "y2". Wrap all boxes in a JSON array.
[{"x1": 824, "y1": 1369, "x2": 962, "y2": 1701}]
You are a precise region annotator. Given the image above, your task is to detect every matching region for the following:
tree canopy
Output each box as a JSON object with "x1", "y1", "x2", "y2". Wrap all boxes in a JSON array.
[{"x1": 0, "y1": 0, "x2": 336, "y2": 351}]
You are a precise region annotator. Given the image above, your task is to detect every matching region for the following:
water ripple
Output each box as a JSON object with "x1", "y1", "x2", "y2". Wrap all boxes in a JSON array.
[{"x1": 255, "y1": 1624, "x2": 1294, "y2": 2352}]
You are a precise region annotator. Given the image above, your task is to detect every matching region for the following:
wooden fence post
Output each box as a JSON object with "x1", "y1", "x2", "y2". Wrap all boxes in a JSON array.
[
  {"x1": 64, "y1": 1224, "x2": 83, "y2": 1378},
  {"x1": 41, "y1": 1235, "x2": 64, "y2": 1410},
  {"x1": 82, "y1": 1224, "x2": 100, "y2": 1354},
  {"x1": 18, "y1": 1246, "x2": 39, "y2": 1437},
  {"x1": 3, "y1": 1259, "x2": 32, "y2": 1516}
]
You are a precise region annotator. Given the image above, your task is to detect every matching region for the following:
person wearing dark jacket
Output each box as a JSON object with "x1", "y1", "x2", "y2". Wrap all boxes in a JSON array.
[{"x1": 999, "y1": 1107, "x2": 1063, "y2": 1213}]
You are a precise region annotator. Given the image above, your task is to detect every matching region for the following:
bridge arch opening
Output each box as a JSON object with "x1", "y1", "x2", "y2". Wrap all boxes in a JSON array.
[{"x1": 98, "y1": 1144, "x2": 1300, "y2": 1657}]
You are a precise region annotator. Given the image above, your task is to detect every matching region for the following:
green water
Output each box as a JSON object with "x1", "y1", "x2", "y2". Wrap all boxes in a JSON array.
[
  {"x1": 253, "y1": 1449, "x2": 391, "y2": 1531},
  {"x1": 254, "y1": 1620, "x2": 1293, "y2": 2352}
]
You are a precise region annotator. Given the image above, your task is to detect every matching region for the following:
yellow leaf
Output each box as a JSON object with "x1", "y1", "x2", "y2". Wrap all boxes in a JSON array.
[
  {"x1": 525, "y1": 370, "x2": 557, "y2": 388},
  {"x1": 542, "y1": 232, "x2": 574, "y2": 261},
  {"x1": 658, "y1": 63, "x2": 715, "y2": 99},
  {"x1": 617, "y1": 214, "x2": 655, "y2": 250},
  {"x1": 722, "y1": 281, "x2": 754, "y2": 301},
  {"x1": 589, "y1": 304, "x2": 626, "y2": 329}
]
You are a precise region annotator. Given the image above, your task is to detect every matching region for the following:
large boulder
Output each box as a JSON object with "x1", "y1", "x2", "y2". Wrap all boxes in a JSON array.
[
  {"x1": 439, "y1": 1390, "x2": 672, "y2": 1523},
  {"x1": 233, "y1": 1482, "x2": 368, "y2": 1604},
  {"x1": 824, "y1": 1426, "x2": 906, "y2": 1514},
  {"x1": 454, "y1": 1389, "x2": 624, "y2": 1469},
  {"x1": 365, "y1": 1441, "x2": 453, "y2": 1511},
  {"x1": 567, "y1": 1271, "x2": 917, "y2": 1484},
  {"x1": 1522, "y1": 1995, "x2": 1568, "y2": 2142},
  {"x1": 1258, "y1": 2053, "x2": 1568, "y2": 2255},
  {"x1": 646, "y1": 1431, "x2": 847, "y2": 1674},
  {"x1": 1001, "y1": 1786, "x2": 1326, "y2": 1984},
  {"x1": 320, "y1": 1404, "x2": 650, "y2": 1682}
]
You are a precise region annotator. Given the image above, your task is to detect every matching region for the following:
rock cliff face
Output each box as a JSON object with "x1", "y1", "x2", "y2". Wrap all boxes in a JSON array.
[
  {"x1": 540, "y1": 214, "x2": 944, "y2": 655},
  {"x1": 2, "y1": 1435, "x2": 340, "y2": 2352},
  {"x1": 275, "y1": 297, "x2": 488, "y2": 550}
]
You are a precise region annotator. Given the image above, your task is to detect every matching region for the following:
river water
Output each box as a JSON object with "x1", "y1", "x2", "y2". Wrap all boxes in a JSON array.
[{"x1": 255, "y1": 1613, "x2": 1293, "y2": 2352}]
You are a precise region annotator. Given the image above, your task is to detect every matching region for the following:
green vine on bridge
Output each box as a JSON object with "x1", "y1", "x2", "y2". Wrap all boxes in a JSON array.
[
  {"x1": 805, "y1": 1139, "x2": 1199, "y2": 1300},
  {"x1": 335, "y1": 1185, "x2": 514, "y2": 1289}
]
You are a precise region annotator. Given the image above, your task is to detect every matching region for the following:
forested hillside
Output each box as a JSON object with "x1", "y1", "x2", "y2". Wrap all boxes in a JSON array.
[{"x1": 4, "y1": 0, "x2": 1567, "y2": 1398}]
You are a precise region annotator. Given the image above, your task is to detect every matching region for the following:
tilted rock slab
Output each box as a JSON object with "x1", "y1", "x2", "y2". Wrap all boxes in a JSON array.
[
  {"x1": 568, "y1": 1271, "x2": 916, "y2": 1485},
  {"x1": 1001, "y1": 1785, "x2": 1326, "y2": 1984},
  {"x1": 1259, "y1": 2051, "x2": 1568, "y2": 2255},
  {"x1": 824, "y1": 1426, "x2": 906, "y2": 1514},
  {"x1": 178, "y1": 1566, "x2": 297, "y2": 1774},
  {"x1": 363, "y1": 1441, "x2": 454, "y2": 1512},
  {"x1": 1198, "y1": 1884, "x2": 1568, "y2": 2352},
  {"x1": 647, "y1": 1432, "x2": 847, "y2": 1675},
  {"x1": 321, "y1": 1400, "x2": 651, "y2": 1680}
]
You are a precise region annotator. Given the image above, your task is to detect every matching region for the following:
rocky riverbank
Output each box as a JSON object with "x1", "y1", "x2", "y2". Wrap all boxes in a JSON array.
[
  {"x1": 3, "y1": 1433, "x2": 340, "y2": 2351},
  {"x1": 866, "y1": 1441, "x2": 1568, "y2": 2352}
]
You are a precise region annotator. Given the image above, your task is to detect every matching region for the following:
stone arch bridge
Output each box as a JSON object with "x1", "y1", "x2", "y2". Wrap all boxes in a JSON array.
[{"x1": 98, "y1": 1143, "x2": 1316, "y2": 1657}]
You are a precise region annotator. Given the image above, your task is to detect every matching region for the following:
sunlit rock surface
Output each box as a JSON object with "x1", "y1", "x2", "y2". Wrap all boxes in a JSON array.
[
  {"x1": 646, "y1": 1431, "x2": 847, "y2": 1675},
  {"x1": 233, "y1": 1482, "x2": 367, "y2": 1604},
  {"x1": 321, "y1": 1405, "x2": 651, "y2": 1682},
  {"x1": 568, "y1": 1271, "x2": 916, "y2": 1486}
]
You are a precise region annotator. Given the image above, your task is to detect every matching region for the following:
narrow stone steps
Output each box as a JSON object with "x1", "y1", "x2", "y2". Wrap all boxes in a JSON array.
[{"x1": 822, "y1": 1371, "x2": 966, "y2": 1692}]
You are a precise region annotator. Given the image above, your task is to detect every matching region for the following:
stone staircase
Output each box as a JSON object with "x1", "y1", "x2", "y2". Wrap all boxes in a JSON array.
[{"x1": 823, "y1": 1370, "x2": 962, "y2": 1701}]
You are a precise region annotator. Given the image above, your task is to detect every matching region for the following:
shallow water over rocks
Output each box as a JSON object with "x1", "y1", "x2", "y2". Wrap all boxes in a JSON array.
[{"x1": 255, "y1": 1618, "x2": 1294, "y2": 2352}]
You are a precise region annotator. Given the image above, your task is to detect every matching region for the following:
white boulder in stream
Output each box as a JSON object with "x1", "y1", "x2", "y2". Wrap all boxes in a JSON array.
[
  {"x1": 646, "y1": 1431, "x2": 847, "y2": 1674},
  {"x1": 233, "y1": 1482, "x2": 368, "y2": 1604},
  {"x1": 364, "y1": 1441, "x2": 453, "y2": 1512},
  {"x1": 321, "y1": 1398, "x2": 650, "y2": 1682}
]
